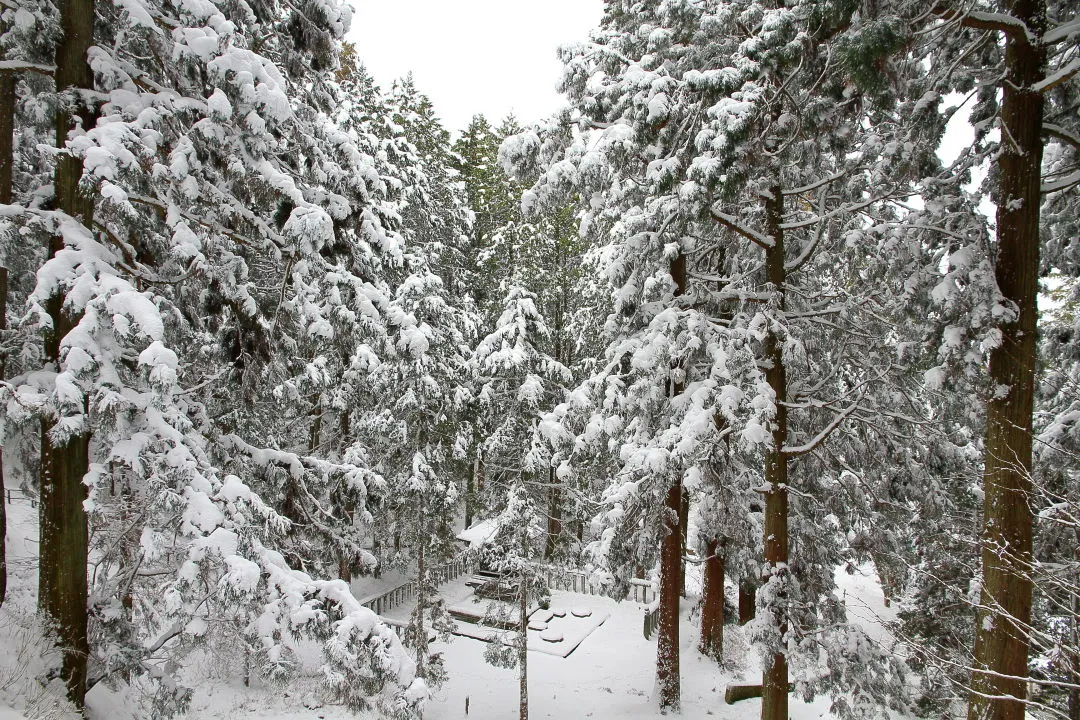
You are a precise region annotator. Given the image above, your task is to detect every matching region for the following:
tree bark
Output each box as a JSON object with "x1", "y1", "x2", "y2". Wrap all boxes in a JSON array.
[
  {"x1": 1071, "y1": 529, "x2": 1080, "y2": 720},
  {"x1": 0, "y1": 266, "x2": 7, "y2": 607},
  {"x1": 679, "y1": 487, "x2": 689, "y2": 597},
  {"x1": 0, "y1": 74, "x2": 13, "y2": 205},
  {"x1": 0, "y1": 31, "x2": 11, "y2": 607},
  {"x1": 761, "y1": 184, "x2": 789, "y2": 720},
  {"x1": 699, "y1": 537, "x2": 724, "y2": 662},
  {"x1": 465, "y1": 454, "x2": 477, "y2": 529},
  {"x1": 656, "y1": 250, "x2": 687, "y2": 712},
  {"x1": 519, "y1": 566, "x2": 528, "y2": 720},
  {"x1": 413, "y1": 523, "x2": 428, "y2": 680},
  {"x1": 967, "y1": 3, "x2": 1044, "y2": 719},
  {"x1": 40, "y1": 0, "x2": 96, "y2": 705},
  {"x1": 545, "y1": 467, "x2": 561, "y2": 561},
  {"x1": 739, "y1": 580, "x2": 756, "y2": 625}
]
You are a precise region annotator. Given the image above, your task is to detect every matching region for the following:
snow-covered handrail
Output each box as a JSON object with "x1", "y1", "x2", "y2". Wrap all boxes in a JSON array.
[{"x1": 359, "y1": 554, "x2": 474, "y2": 616}]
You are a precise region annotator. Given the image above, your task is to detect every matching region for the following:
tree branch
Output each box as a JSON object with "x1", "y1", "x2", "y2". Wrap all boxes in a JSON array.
[
  {"x1": 709, "y1": 208, "x2": 774, "y2": 249},
  {"x1": 0, "y1": 60, "x2": 54, "y2": 76},
  {"x1": 932, "y1": 4, "x2": 1036, "y2": 46}
]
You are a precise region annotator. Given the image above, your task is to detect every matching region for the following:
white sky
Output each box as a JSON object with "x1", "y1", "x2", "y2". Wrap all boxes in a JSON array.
[{"x1": 346, "y1": 0, "x2": 604, "y2": 134}]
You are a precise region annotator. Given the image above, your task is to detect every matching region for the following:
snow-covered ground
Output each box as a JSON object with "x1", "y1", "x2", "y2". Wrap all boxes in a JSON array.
[{"x1": 3, "y1": 492, "x2": 901, "y2": 720}]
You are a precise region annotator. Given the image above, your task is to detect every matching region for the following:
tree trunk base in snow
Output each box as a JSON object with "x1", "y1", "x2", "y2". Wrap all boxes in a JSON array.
[{"x1": 724, "y1": 683, "x2": 793, "y2": 705}]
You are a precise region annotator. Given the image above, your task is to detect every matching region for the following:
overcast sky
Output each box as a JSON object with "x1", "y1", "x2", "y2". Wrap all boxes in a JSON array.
[{"x1": 346, "y1": 0, "x2": 604, "y2": 134}]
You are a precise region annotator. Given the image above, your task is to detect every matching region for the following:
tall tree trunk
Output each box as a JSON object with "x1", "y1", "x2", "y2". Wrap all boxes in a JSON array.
[
  {"x1": 699, "y1": 537, "x2": 724, "y2": 662},
  {"x1": 967, "y1": 3, "x2": 1044, "y2": 719},
  {"x1": 0, "y1": 39, "x2": 11, "y2": 608},
  {"x1": 518, "y1": 566, "x2": 528, "y2": 720},
  {"x1": 41, "y1": 0, "x2": 96, "y2": 705},
  {"x1": 337, "y1": 410, "x2": 352, "y2": 583},
  {"x1": 0, "y1": 266, "x2": 7, "y2": 607},
  {"x1": 413, "y1": 522, "x2": 428, "y2": 680},
  {"x1": 1071, "y1": 529, "x2": 1080, "y2": 720},
  {"x1": 0, "y1": 74, "x2": 13, "y2": 205},
  {"x1": 308, "y1": 394, "x2": 322, "y2": 454},
  {"x1": 739, "y1": 580, "x2": 756, "y2": 625},
  {"x1": 657, "y1": 250, "x2": 687, "y2": 712},
  {"x1": 761, "y1": 184, "x2": 789, "y2": 720},
  {"x1": 545, "y1": 467, "x2": 561, "y2": 561},
  {"x1": 465, "y1": 454, "x2": 477, "y2": 529},
  {"x1": 679, "y1": 487, "x2": 689, "y2": 597}
]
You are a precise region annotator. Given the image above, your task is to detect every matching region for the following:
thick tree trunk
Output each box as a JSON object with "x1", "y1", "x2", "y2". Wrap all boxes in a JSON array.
[
  {"x1": 39, "y1": 424, "x2": 90, "y2": 706},
  {"x1": 545, "y1": 467, "x2": 561, "y2": 561},
  {"x1": 656, "y1": 250, "x2": 687, "y2": 712},
  {"x1": 519, "y1": 568, "x2": 528, "y2": 720},
  {"x1": 761, "y1": 184, "x2": 789, "y2": 720},
  {"x1": 699, "y1": 537, "x2": 724, "y2": 662},
  {"x1": 0, "y1": 75, "x2": 13, "y2": 205},
  {"x1": 739, "y1": 580, "x2": 756, "y2": 625},
  {"x1": 0, "y1": 266, "x2": 7, "y2": 607},
  {"x1": 679, "y1": 487, "x2": 689, "y2": 597},
  {"x1": 40, "y1": 0, "x2": 96, "y2": 705},
  {"x1": 657, "y1": 480, "x2": 682, "y2": 711},
  {"x1": 967, "y1": 4, "x2": 1044, "y2": 719}
]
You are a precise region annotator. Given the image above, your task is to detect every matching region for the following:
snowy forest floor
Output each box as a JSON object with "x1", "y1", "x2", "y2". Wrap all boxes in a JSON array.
[{"x1": 2, "y1": 494, "x2": 902, "y2": 720}]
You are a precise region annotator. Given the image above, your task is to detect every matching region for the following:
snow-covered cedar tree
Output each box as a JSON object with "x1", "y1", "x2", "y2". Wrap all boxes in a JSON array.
[
  {"x1": 0, "y1": 0, "x2": 438, "y2": 711},
  {"x1": 865, "y1": 0, "x2": 1080, "y2": 715},
  {"x1": 453, "y1": 115, "x2": 591, "y2": 552},
  {"x1": 472, "y1": 285, "x2": 571, "y2": 528},
  {"x1": 476, "y1": 481, "x2": 547, "y2": 720},
  {"x1": 499, "y1": 0, "x2": 934, "y2": 716}
]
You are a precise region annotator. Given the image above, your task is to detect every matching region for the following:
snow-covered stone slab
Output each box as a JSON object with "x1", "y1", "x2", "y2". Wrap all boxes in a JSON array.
[
  {"x1": 550, "y1": 608, "x2": 566, "y2": 618},
  {"x1": 571, "y1": 607, "x2": 592, "y2": 618},
  {"x1": 528, "y1": 620, "x2": 549, "y2": 631},
  {"x1": 540, "y1": 629, "x2": 564, "y2": 643}
]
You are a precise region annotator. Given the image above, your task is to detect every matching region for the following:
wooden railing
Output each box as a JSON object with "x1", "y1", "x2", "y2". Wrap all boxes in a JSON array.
[
  {"x1": 4, "y1": 487, "x2": 37, "y2": 508},
  {"x1": 643, "y1": 602, "x2": 660, "y2": 639},
  {"x1": 359, "y1": 555, "x2": 472, "y2": 616},
  {"x1": 537, "y1": 564, "x2": 657, "y2": 604}
]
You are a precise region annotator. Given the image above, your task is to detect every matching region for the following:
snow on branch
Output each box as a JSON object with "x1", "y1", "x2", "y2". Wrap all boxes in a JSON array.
[
  {"x1": 1045, "y1": 19, "x2": 1080, "y2": 45},
  {"x1": 1045, "y1": 123, "x2": 1080, "y2": 154},
  {"x1": 932, "y1": 4, "x2": 1037, "y2": 46},
  {"x1": 1033, "y1": 57, "x2": 1080, "y2": 94},
  {"x1": 710, "y1": 208, "x2": 774, "y2": 248},
  {"x1": 0, "y1": 60, "x2": 54, "y2": 75}
]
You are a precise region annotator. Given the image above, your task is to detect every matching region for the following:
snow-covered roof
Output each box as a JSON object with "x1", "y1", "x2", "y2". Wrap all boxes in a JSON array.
[{"x1": 456, "y1": 519, "x2": 498, "y2": 547}]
